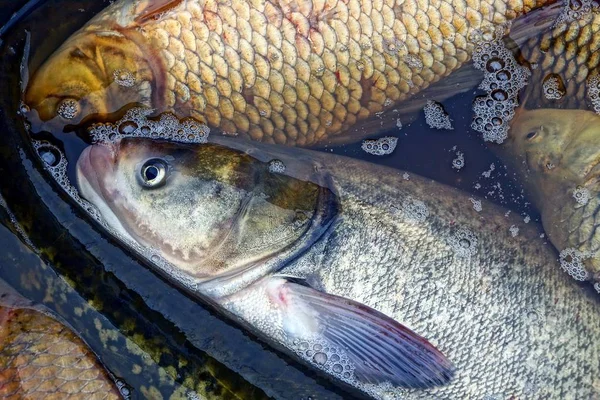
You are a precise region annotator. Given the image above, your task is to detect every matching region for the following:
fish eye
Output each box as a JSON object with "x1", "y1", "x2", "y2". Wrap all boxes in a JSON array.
[
  {"x1": 526, "y1": 130, "x2": 538, "y2": 140},
  {"x1": 56, "y1": 98, "x2": 81, "y2": 120},
  {"x1": 139, "y1": 158, "x2": 168, "y2": 188}
]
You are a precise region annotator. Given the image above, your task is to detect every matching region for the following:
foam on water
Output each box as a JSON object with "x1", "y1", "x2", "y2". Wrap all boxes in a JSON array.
[
  {"x1": 572, "y1": 186, "x2": 591, "y2": 205},
  {"x1": 89, "y1": 107, "x2": 210, "y2": 145},
  {"x1": 559, "y1": 248, "x2": 590, "y2": 281},
  {"x1": 447, "y1": 227, "x2": 478, "y2": 258},
  {"x1": 361, "y1": 136, "x2": 398, "y2": 156},
  {"x1": 32, "y1": 140, "x2": 102, "y2": 221},
  {"x1": 542, "y1": 74, "x2": 565, "y2": 101},
  {"x1": 587, "y1": 74, "x2": 600, "y2": 114},
  {"x1": 400, "y1": 196, "x2": 429, "y2": 224},
  {"x1": 423, "y1": 100, "x2": 453, "y2": 130},
  {"x1": 451, "y1": 151, "x2": 465, "y2": 170},
  {"x1": 470, "y1": 26, "x2": 530, "y2": 143}
]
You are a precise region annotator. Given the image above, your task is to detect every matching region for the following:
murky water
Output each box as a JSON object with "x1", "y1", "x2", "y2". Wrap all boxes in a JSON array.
[{"x1": 1, "y1": 0, "x2": 596, "y2": 399}]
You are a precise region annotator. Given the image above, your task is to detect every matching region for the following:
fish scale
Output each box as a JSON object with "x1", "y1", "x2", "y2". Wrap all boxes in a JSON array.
[
  {"x1": 520, "y1": 11, "x2": 600, "y2": 109},
  {"x1": 27, "y1": 0, "x2": 551, "y2": 146},
  {"x1": 0, "y1": 306, "x2": 121, "y2": 400}
]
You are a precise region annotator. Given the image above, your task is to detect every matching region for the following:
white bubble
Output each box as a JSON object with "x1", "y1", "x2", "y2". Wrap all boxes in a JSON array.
[
  {"x1": 587, "y1": 74, "x2": 600, "y2": 115},
  {"x1": 509, "y1": 225, "x2": 519, "y2": 237},
  {"x1": 447, "y1": 227, "x2": 478, "y2": 257},
  {"x1": 471, "y1": 26, "x2": 530, "y2": 143},
  {"x1": 469, "y1": 197, "x2": 482, "y2": 212},
  {"x1": 401, "y1": 196, "x2": 429, "y2": 224},
  {"x1": 559, "y1": 248, "x2": 590, "y2": 281},
  {"x1": 452, "y1": 151, "x2": 465, "y2": 170},
  {"x1": 361, "y1": 136, "x2": 398, "y2": 156},
  {"x1": 542, "y1": 74, "x2": 565, "y2": 100},
  {"x1": 424, "y1": 100, "x2": 453, "y2": 130},
  {"x1": 572, "y1": 186, "x2": 590, "y2": 206},
  {"x1": 89, "y1": 107, "x2": 210, "y2": 145},
  {"x1": 56, "y1": 98, "x2": 80, "y2": 119},
  {"x1": 113, "y1": 69, "x2": 136, "y2": 87},
  {"x1": 268, "y1": 159, "x2": 286, "y2": 174}
]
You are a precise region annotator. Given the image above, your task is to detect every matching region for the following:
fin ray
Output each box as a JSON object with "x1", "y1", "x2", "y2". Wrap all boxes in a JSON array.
[{"x1": 278, "y1": 279, "x2": 454, "y2": 388}]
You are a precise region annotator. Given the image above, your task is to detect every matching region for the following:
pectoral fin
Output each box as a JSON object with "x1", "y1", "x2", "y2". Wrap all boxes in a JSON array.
[{"x1": 265, "y1": 278, "x2": 454, "y2": 389}]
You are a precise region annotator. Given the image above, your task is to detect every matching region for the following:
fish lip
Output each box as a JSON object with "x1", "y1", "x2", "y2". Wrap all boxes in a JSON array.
[{"x1": 76, "y1": 142, "x2": 138, "y2": 244}]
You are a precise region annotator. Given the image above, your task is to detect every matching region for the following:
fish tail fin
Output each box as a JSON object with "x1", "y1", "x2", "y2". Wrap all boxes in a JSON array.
[{"x1": 261, "y1": 277, "x2": 454, "y2": 389}]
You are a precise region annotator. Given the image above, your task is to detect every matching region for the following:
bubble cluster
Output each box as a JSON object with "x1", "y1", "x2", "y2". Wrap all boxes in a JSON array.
[
  {"x1": 447, "y1": 227, "x2": 478, "y2": 257},
  {"x1": 509, "y1": 225, "x2": 519, "y2": 237},
  {"x1": 469, "y1": 198, "x2": 482, "y2": 212},
  {"x1": 32, "y1": 141, "x2": 101, "y2": 221},
  {"x1": 542, "y1": 74, "x2": 566, "y2": 100},
  {"x1": 471, "y1": 26, "x2": 530, "y2": 143},
  {"x1": 559, "y1": 248, "x2": 590, "y2": 281},
  {"x1": 115, "y1": 379, "x2": 132, "y2": 400},
  {"x1": 424, "y1": 100, "x2": 453, "y2": 130},
  {"x1": 292, "y1": 339, "x2": 354, "y2": 383},
  {"x1": 587, "y1": 74, "x2": 600, "y2": 114},
  {"x1": 556, "y1": 0, "x2": 596, "y2": 24},
  {"x1": 361, "y1": 136, "x2": 398, "y2": 156},
  {"x1": 452, "y1": 151, "x2": 465, "y2": 170},
  {"x1": 268, "y1": 159, "x2": 286, "y2": 174},
  {"x1": 113, "y1": 69, "x2": 136, "y2": 87},
  {"x1": 90, "y1": 107, "x2": 210, "y2": 145},
  {"x1": 401, "y1": 196, "x2": 429, "y2": 224},
  {"x1": 396, "y1": 118, "x2": 403, "y2": 130},
  {"x1": 56, "y1": 98, "x2": 80, "y2": 120},
  {"x1": 404, "y1": 54, "x2": 424, "y2": 70},
  {"x1": 572, "y1": 186, "x2": 591, "y2": 205}
]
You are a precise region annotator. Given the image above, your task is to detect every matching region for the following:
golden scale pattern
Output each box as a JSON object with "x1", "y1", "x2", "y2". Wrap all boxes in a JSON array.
[
  {"x1": 140, "y1": 0, "x2": 543, "y2": 146},
  {"x1": 521, "y1": 11, "x2": 600, "y2": 109},
  {"x1": 0, "y1": 307, "x2": 120, "y2": 400}
]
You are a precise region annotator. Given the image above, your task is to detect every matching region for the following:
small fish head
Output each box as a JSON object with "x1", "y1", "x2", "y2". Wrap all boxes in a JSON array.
[
  {"x1": 76, "y1": 138, "x2": 324, "y2": 281},
  {"x1": 25, "y1": 31, "x2": 153, "y2": 133}
]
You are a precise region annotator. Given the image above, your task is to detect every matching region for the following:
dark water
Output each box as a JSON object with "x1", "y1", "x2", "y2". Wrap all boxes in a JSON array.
[{"x1": 0, "y1": 0, "x2": 545, "y2": 399}]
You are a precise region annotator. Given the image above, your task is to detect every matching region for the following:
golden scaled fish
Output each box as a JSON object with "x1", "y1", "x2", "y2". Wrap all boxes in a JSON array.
[
  {"x1": 25, "y1": 0, "x2": 561, "y2": 146},
  {"x1": 499, "y1": 107, "x2": 600, "y2": 286},
  {"x1": 0, "y1": 305, "x2": 121, "y2": 399},
  {"x1": 517, "y1": 9, "x2": 600, "y2": 110}
]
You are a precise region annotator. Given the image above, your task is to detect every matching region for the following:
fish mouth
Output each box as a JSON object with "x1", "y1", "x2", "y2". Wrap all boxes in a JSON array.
[{"x1": 76, "y1": 143, "x2": 137, "y2": 244}]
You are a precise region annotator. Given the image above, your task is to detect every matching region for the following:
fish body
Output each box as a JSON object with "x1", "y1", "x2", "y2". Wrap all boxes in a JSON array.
[
  {"x1": 518, "y1": 10, "x2": 600, "y2": 110},
  {"x1": 500, "y1": 107, "x2": 600, "y2": 284},
  {"x1": 76, "y1": 126, "x2": 600, "y2": 399},
  {"x1": 0, "y1": 304, "x2": 121, "y2": 400},
  {"x1": 25, "y1": 0, "x2": 557, "y2": 146}
]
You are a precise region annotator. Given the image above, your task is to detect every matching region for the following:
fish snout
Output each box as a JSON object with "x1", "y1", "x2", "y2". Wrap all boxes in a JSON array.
[{"x1": 76, "y1": 143, "x2": 117, "y2": 200}]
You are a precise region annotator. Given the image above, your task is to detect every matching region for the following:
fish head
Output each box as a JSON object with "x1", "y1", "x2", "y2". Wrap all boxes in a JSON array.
[
  {"x1": 25, "y1": 31, "x2": 154, "y2": 132},
  {"x1": 76, "y1": 138, "x2": 333, "y2": 286},
  {"x1": 506, "y1": 108, "x2": 600, "y2": 191}
]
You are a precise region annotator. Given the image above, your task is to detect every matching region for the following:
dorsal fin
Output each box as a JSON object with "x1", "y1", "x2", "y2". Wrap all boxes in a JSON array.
[{"x1": 134, "y1": 0, "x2": 184, "y2": 24}]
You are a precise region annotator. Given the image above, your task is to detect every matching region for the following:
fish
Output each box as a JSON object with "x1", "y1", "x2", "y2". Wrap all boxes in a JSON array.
[
  {"x1": 24, "y1": 0, "x2": 563, "y2": 146},
  {"x1": 0, "y1": 290, "x2": 121, "y2": 400},
  {"x1": 517, "y1": 9, "x2": 600, "y2": 110},
  {"x1": 75, "y1": 124, "x2": 600, "y2": 398},
  {"x1": 498, "y1": 107, "x2": 600, "y2": 286}
]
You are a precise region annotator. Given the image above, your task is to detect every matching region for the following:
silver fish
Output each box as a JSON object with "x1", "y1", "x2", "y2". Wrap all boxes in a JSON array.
[{"x1": 76, "y1": 132, "x2": 600, "y2": 399}]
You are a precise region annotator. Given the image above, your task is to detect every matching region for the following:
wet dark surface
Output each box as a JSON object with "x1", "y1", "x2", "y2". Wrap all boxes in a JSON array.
[{"x1": 0, "y1": 0, "x2": 551, "y2": 399}]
